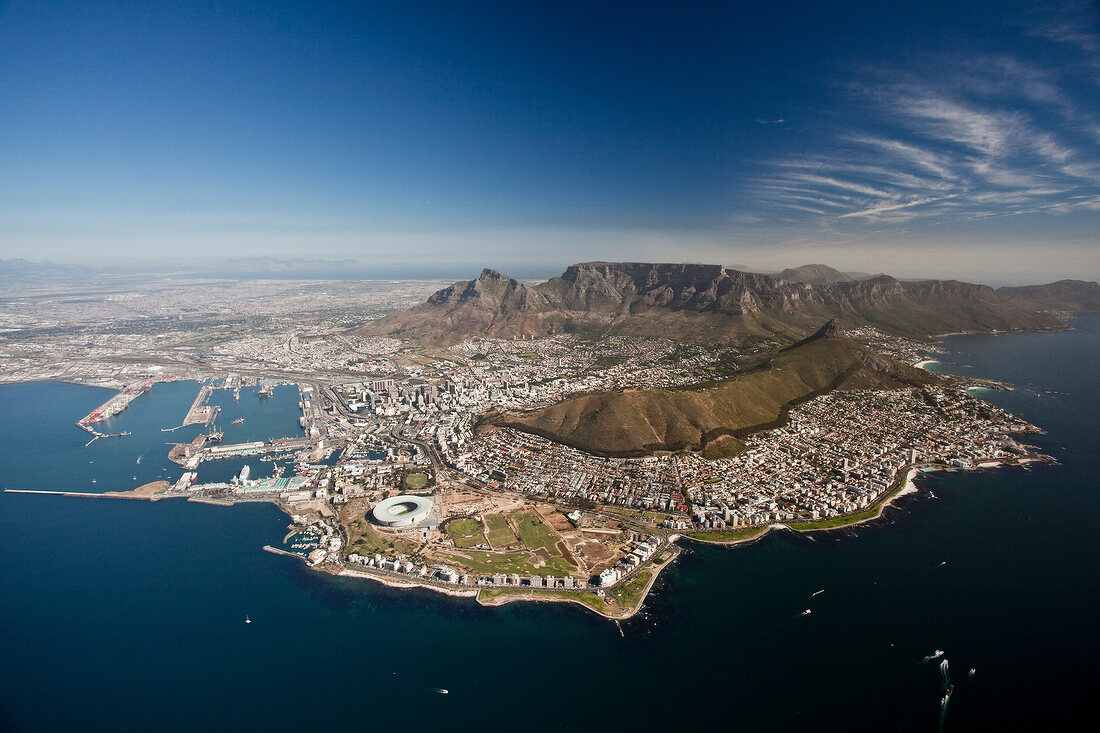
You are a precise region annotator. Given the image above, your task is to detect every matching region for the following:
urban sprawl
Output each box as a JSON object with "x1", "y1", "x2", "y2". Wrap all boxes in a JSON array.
[{"x1": 0, "y1": 279, "x2": 1045, "y2": 614}]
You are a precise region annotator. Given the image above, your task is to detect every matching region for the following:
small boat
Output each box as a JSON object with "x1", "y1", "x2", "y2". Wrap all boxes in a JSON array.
[
  {"x1": 232, "y1": 418, "x2": 245, "y2": 425},
  {"x1": 434, "y1": 688, "x2": 448, "y2": 695},
  {"x1": 812, "y1": 589, "x2": 824, "y2": 596},
  {"x1": 801, "y1": 609, "x2": 812, "y2": 616},
  {"x1": 136, "y1": 456, "x2": 142, "y2": 464},
  {"x1": 245, "y1": 615, "x2": 251, "y2": 624},
  {"x1": 91, "y1": 478, "x2": 96, "y2": 484}
]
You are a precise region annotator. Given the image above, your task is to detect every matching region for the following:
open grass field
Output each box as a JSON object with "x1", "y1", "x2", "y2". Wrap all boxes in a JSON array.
[
  {"x1": 607, "y1": 569, "x2": 653, "y2": 610},
  {"x1": 340, "y1": 508, "x2": 417, "y2": 557},
  {"x1": 514, "y1": 512, "x2": 560, "y2": 552},
  {"x1": 484, "y1": 513, "x2": 517, "y2": 547},
  {"x1": 446, "y1": 518, "x2": 488, "y2": 548},
  {"x1": 601, "y1": 507, "x2": 667, "y2": 525},
  {"x1": 436, "y1": 549, "x2": 576, "y2": 578},
  {"x1": 403, "y1": 472, "x2": 429, "y2": 490}
]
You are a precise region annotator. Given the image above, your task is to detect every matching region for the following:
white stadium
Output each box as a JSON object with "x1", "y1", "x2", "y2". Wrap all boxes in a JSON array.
[{"x1": 372, "y1": 495, "x2": 435, "y2": 527}]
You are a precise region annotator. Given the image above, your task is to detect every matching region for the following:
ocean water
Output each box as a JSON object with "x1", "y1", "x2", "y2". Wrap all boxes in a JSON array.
[{"x1": 1, "y1": 315, "x2": 1097, "y2": 732}]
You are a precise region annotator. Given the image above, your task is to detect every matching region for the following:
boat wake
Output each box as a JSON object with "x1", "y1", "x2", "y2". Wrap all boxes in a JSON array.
[{"x1": 939, "y1": 658, "x2": 954, "y2": 730}]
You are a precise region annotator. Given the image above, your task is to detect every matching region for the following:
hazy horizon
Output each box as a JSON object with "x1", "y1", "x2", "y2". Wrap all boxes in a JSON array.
[{"x1": 4, "y1": 252, "x2": 1094, "y2": 289}]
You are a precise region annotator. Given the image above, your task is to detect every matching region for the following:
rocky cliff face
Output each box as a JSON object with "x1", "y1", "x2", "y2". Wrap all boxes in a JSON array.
[
  {"x1": 357, "y1": 262, "x2": 1067, "y2": 344},
  {"x1": 426, "y1": 269, "x2": 544, "y2": 312},
  {"x1": 544, "y1": 262, "x2": 801, "y2": 315}
]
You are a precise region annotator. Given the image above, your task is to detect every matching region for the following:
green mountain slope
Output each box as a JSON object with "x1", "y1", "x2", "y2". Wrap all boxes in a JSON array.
[{"x1": 485, "y1": 320, "x2": 935, "y2": 458}]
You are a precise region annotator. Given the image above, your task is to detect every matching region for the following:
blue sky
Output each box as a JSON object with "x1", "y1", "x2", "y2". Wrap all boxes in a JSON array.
[{"x1": 1, "y1": 0, "x2": 1097, "y2": 283}]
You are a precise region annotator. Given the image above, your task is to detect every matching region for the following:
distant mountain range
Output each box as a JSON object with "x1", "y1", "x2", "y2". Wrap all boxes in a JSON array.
[
  {"x1": 359, "y1": 261, "x2": 1096, "y2": 345},
  {"x1": 0, "y1": 258, "x2": 83, "y2": 282},
  {"x1": 996, "y1": 280, "x2": 1100, "y2": 312},
  {"x1": 772, "y1": 263, "x2": 875, "y2": 283},
  {"x1": 485, "y1": 319, "x2": 934, "y2": 458}
]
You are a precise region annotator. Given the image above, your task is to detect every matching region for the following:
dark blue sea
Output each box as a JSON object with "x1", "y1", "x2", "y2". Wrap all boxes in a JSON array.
[{"x1": 2, "y1": 316, "x2": 1098, "y2": 732}]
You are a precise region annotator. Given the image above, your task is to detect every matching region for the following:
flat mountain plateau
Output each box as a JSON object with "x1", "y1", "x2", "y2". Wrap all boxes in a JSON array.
[{"x1": 357, "y1": 262, "x2": 1087, "y2": 346}]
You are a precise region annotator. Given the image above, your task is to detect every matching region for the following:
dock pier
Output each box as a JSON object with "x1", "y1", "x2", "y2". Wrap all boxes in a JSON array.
[{"x1": 182, "y1": 383, "x2": 217, "y2": 427}]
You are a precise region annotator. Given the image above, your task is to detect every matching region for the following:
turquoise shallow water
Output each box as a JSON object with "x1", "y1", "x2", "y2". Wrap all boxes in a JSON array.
[{"x1": 2, "y1": 315, "x2": 1098, "y2": 732}]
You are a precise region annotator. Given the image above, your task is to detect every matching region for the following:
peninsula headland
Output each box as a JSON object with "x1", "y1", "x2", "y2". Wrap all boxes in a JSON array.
[{"x1": 3, "y1": 261, "x2": 1093, "y2": 618}]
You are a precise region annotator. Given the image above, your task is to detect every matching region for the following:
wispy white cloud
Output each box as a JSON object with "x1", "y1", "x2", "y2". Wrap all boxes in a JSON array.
[
  {"x1": 837, "y1": 196, "x2": 954, "y2": 220},
  {"x1": 844, "y1": 136, "x2": 956, "y2": 180},
  {"x1": 749, "y1": 35, "x2": 1100, "y2": 228}
]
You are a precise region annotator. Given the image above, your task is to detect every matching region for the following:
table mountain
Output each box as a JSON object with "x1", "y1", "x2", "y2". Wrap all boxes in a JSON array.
[{"x1": 358, "y1": 262, "x2": 1065, "y2": 344}]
